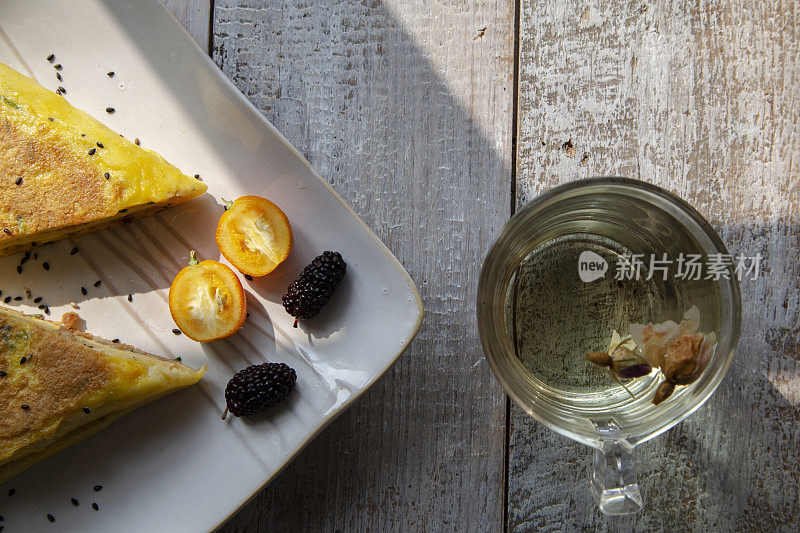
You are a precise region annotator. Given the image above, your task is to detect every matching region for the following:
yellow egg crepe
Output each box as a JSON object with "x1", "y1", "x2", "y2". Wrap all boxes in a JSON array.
[
  {"x1": 0, "y1": 307, "x2": 206, "y2": 483},
  {"x1": 0, "y1": 61, "x2": 206, "y2": 257}
]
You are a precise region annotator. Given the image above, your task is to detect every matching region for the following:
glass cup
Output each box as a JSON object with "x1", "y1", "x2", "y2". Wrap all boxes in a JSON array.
[{"x1": 477, "y1": 177, "x2": 741, "y2": 515}]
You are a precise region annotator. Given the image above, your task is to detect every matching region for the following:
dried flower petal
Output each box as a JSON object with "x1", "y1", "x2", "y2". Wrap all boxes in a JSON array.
[
  {"x1": 608, "y1": 331, "x2": 638, "y2": 355},
  {"x1": 679, "y1": 305, "x2": 701, "y2": 335},
  {"x1": 587, "y1": 331, "x2": 653, "y2": 400},
  {"x1": 616, "y1": 362, "x2": 652, "y2": 379},
  {"x1": 661, "y1": 332, "x2": 711, "y2": 385},
  {"x1": 611, "y1": 346, "x2": 652, "y2": 378},
  {"x1": 629, "y1": 323, "x2": 674, "y2": 368},
  {"x1": 629, "y1": 306, "x2": 702, "y2": 369}
]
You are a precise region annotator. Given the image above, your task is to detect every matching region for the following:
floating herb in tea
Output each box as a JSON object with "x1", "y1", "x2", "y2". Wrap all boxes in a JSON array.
[
  {"x1": 631, "y1": 306, "x2": 716, "y2": 404},
  {"x1": 587, "y1": 306, "x2": 718, "y2": 404},
  {"x1": 586, "y1": 331, "x2": 652, "y2": 399}
]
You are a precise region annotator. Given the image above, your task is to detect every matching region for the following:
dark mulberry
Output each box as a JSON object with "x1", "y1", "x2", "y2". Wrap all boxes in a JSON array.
[
  {"x1": 223, "y1": 362, "x2": 297, "y2": 418},
  {"x1": 282, "y1": 251, "x2": 346, "y2": 327}
]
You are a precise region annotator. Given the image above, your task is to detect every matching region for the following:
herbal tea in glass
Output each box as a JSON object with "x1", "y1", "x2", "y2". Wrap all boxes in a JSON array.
[
  {"x1": 478, "y1": 178, "x2": 741, "y2": 515},
  {"x1": 505, "y1": 229, "x2": 720, "y2": 410}
]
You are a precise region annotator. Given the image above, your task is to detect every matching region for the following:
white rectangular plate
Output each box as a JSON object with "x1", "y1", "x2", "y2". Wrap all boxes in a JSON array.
[{"x1": 0, "y1": 1, "x2": 422, "y2": 531}]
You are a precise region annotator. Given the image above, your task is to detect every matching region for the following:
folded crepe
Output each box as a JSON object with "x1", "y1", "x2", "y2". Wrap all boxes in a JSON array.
[
  {"x1": 0, "y1": 307, "x2": 206, "y2": 483},
  {"x1": 0, "y1": 61, "x2": 206, "y2": 257}
]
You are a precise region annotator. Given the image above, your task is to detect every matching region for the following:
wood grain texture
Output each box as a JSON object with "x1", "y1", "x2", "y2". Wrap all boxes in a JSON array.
[
  {"x1": 206, "y1": 1, "x2": 514, "y2": 530},
  {"x1": 512, "y1": 0, "x2": 800, "y2": 530},
  {"x1": 162, "y1": 0, "x2": 211, "y2": 52}
]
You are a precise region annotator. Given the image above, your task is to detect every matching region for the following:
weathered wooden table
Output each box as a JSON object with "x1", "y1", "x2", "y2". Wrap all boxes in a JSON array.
[{"x1": 166, "y1": 1, "x2": 799, "y2": 530}]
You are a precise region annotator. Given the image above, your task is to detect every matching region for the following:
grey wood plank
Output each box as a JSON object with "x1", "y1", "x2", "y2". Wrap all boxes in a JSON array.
[
  {"x1": 202, "y1": 1, "x2": 515, "y2": 530},
  {"x1": 512, "y1": 0, "x2": 800, "y2": 530},
  {"x1": 162, "y1": 0, "x2": 211, "y2": 52}
]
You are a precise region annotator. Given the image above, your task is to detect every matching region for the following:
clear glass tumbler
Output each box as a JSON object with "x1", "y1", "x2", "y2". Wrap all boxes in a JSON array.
[{"x1": 477, "y1": 177, "x2": 741, "y2": 514}]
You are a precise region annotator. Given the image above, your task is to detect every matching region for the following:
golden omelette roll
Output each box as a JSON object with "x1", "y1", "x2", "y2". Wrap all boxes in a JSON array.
[
  {"x1": 0, "y1": 306, "x2": 206, "y2": 483},
  {"x1": 0, "y1": 61, "x2": 206, "y2": 257}
]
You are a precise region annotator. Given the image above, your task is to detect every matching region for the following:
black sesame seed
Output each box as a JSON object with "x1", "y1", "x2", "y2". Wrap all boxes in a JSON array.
[
  {"x1": 97, "y1": 142, "x2": 104, "y2": 148},
  {"x1": 16, "y1": 266, "x2": 22, "y2": 274},
  {"x1": 118, "y1": 208, "x2": 128, "y2": 213},
  {"x1": 112, "y1": 339, "x2": 120, "y2": 343},
  {"x1": 21, "y1": 404, "x2": 29, "y2": 410},
  {"x1": 91, "y1": 503, "x2": 99, "y2": 511},
  {"x1": 43, "y1": 306, "x2": 50, "y2": 315},
  {"x1": 172, "y1": 328, "x2": 181, "y2": 335},
  {"x1": 46, "y1": 53, "x2": 54, "y2": 62},
  {"x1": 194, "y1": 174, "x2": 200, "y2": 178},
  {"x1": 43, "y1": 262, "x2": 50, "y2": 271},
  {"x1": 58, "y1": 86, "x2": 66, "y2": 94},
  {"x1": 15, "y1": 177, "x2": 22, "y2": 185},
  {"x1": 88, "y1": 148, "x2": 96, "y2": 155},
  {"x1": 34, "y1": 297, "x2": 42, "y2": 303},
  {"x1": 127, "y1": 294, "x2": 133, "y2": 302},
  {"x1": 3, "y1": 297, "x2": 10, "y2": 303},
  {"x1": 70, "y1": 247, "x2": 79, "y2": 255},
  {"x1": 20, "y1": 357, "x2": 26, "y2": 364},
  {"x1": 38, "y1": 304, "x2": 46, "y2": 310},
  {"x1": 244, "y1": 274, "x2": 253, "y2": 281},
  {"x1": 48, "y1": 117, "x2": 54, "y2": 122},
  {"x1": 71, "y1": 498, "x2": 79, "y2": 506},
  {"x1": 56, "y1": 72, "x2": 62, "y2": 81},
  {"x1": 54, "y1": 63, "x2": 62, "y2": 70},
  {"x1": 175, "y1": 356, "x2": 182, "y2": 361},
  {"x1": 93, "y1": 485, "x2": 103, "y2": 492},
  {"x1": 82, "y1": 407, "x2": 91, "y2": 414},
  {"x1": 13, "y1": 296, "x2": 21, "y2": 301},
  {"x1": 134, "y1": 138, "x2": 140, "y2": 145},
  {"x1": 81, "y1": 133, "x2": 86, "y2": 137},
  {"x1": 8, "y1": 488, "x2": 15, "y2": 496},
  {"x1": 47, "y1": 513, "x2": 55, "y2": 522},
  {"x1": 81, "y1": 287, "x2": 87, "y2": 295},
  {"x1": 107, "y1": 71, "x2": 114, "y2": 77},
  {"x1": 104, "y1": 172, "x2": 111, "y2": 179},
  {"x1": 0, "y1": 371, "x2": 7, "y2": 377},
  {"x1": 3, "y1": 228, "x2": 10, "y2": 235},
  {"x1": 105, "y1": 107, "x2": 115, "y2": 113},
  {"x1": 94, "y1": 280, "x2": 102, "y2": 287}
]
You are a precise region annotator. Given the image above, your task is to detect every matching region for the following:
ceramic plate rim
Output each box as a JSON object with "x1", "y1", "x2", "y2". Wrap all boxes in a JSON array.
[{"x1": 158, "y1": 6, "x2": 425, "y2": 529}]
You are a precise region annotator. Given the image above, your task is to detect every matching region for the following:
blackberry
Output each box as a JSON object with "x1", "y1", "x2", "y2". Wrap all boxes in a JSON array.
[
  {"x1": 223, "y1": 362, "x2": 297, "y2": 418},
  {"x1": 282, "y1": 251, "x2": 346, "y2": 327}
]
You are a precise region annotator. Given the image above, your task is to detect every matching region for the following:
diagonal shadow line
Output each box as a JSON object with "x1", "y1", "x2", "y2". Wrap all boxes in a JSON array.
[
  {"x1": 206, "y1": 1, "x2": 514, "y2": 531},
  {"x1": 504, "y1": 0, "x2": 523, "y2": 531}
]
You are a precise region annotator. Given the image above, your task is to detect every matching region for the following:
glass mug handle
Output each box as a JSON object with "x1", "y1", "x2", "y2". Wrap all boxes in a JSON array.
[{"x1": 590, "y1": 437, "x2": 644, "y2": 515}]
